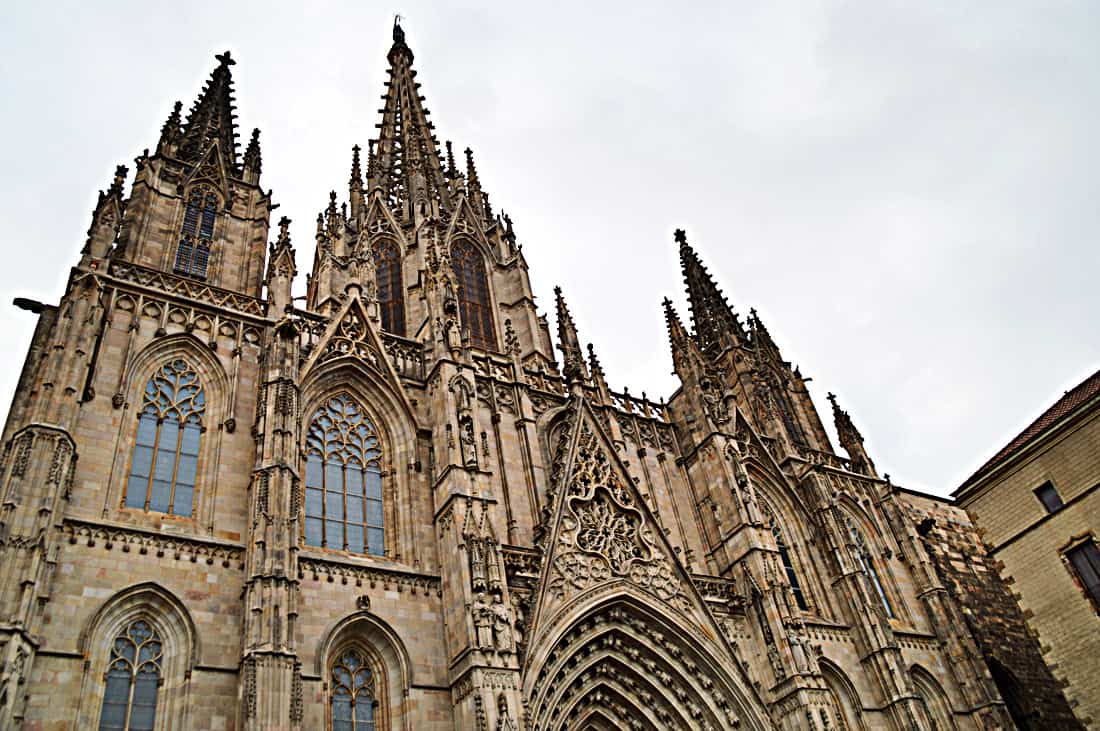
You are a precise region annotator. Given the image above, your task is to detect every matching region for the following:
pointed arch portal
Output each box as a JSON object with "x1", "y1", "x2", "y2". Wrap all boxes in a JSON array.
[{"x1": 524, "y1": 594, "x2": 770, "y2": 731}]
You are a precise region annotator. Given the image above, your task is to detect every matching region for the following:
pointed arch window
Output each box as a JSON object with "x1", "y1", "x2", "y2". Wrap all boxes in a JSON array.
[
  {"x1": 764, "y1": 505, "x2": 809, "y2": 611},
  {"x1": 451, "y1": 239, "x2": 496, "y2": 351},
  {"x1": 305, "y1": 395, "x2": 385, "y2": 556},
  {"x1": 174, "y1": 187, "x2": 217, "y2": 279},
  {"x1": 844, "y1": 515, "x2": 895, "y2": 618},
  {"x1": 375, "y1": 239, "x2": 405, "y2": 336},
  {"x1": 125, "y1": 360, "x2": 205, "y2": 517},
  {"x1": 330, "y1": 647, "x2": 377, "y2": 730},
  {"x1": 97, "y1": 619, "x2": 162, "y2": 731}
]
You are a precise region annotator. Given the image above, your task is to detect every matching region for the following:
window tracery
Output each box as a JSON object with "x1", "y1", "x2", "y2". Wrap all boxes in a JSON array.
[
  {"x1": 375, "y1": 239, "x2": 405, "y2": 336},
  {"x1": 305, "y1": 395, "x2": 385, "y2": 556},
  {"x1": 97, "y1": 619, "x2": 162, "y2": 731},
  {"x1": 451, "y1": 239, "x2": 496, "y2": 351},
  {"x1": 174, "y1": 187, "x2": 217, "y2": 279},
  {"x1": 125, "y1": 359, "x2": 205, "y2": 517},
  {"x1": 330, "y1": 647, "x2": 377, "y2": 731}
]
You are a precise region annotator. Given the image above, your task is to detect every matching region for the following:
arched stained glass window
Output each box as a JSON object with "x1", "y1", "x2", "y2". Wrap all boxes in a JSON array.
[
  {"x1": 764, "y1": 505, "x2": 808, "y2": 611},
  {"x1": 331, "y1": 648, "x2": 377, "y2": 731},
  {"x1": 844, "y1": 514, "x2": 895, "y2": 618},
  {"x1": 451, "y1": 239, "x2": 496, "y2": 351},
  {"x1": 126, "y1": 360, "x2": 205, "y2": 517},
  {"x1": 375, "y1": 239, "x2": 405, "y2": 336},
  {"x1": 305, "y1": 395, "x2": 385, "y2": 556},
  {"x1": 174, "y1": 187, "x2": 216, "y2": 279},
  {"x1": 97, "y1": 619, "x2": 162, "y2": 731}
]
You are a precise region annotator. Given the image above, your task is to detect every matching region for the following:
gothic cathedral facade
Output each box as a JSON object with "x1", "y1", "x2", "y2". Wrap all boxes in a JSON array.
[{"x1": 0, "y1": 23, "x2": 1083, "y2": 731}]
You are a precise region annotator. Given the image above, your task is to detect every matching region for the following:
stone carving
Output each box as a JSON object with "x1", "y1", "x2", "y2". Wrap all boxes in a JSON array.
[
  {"x1": 548, "y1": 423, "x2": 689, "y2": 610},
  {"x1": 472, "y1": 592, "x2": 494, "y2": 649},
  {"x1": 491, "y1": 595, "x2": 513, "y2": 652},
  {"x1": 319, "y1": 303, "x2": 384, "y2": 368}
]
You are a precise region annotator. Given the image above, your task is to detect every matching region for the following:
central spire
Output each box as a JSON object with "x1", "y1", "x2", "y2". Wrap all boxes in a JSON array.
[
  {"x1": 677, "y1": 229, "x2": 746, "y2": 356},
  {"x1": 178, "y1": 51, "x2": 240, "y2": 167},
  {"x1": 368, "y1": 19, "x2": 450, "y2": 215}
]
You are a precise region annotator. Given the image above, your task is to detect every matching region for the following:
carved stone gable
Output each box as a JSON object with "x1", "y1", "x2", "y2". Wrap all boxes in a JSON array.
[{"x1": 548, "y1": 422, "x2": 689, "y2": 610}]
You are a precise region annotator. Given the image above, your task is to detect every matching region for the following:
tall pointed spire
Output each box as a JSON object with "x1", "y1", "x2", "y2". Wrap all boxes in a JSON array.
[
  {"x1": 677, "y1": 229, "x2": 746, "y2": 356},
  {"x1": 178, "y1": 51, "x2": 241, "y2": 167},
  {"x1": 662, "y1": 297, "x2": 694, "y2": 375},
  {"x1": 369, "y1": 19, "x2": 450, "y2": 215},
  {"x1": 827, "y1": 392, "x2": 875, "y2": 476},
  {"x1": 554, "y1": 286, "x2": 588, "y2": 386}
]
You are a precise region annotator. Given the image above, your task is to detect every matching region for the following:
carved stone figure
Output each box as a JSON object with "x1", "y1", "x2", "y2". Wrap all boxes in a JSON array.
[
  {"x1": 472, "y1": 593, "x2": 493, "y2": 649},
  {"x1": 491, "y1": 595, "x2": 513, "y2": 652}
]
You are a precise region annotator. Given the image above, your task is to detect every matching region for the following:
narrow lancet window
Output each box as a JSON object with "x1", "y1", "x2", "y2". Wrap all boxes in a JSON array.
[
  {"x1": 174, "y1": 187, "x2": 217, "y2": 278},
  {"x1": 97, "y1": 619, "x2": 162, "y2": 731},
  {"x1": 845, "y1": 515, "x2": 895, "y2": 618},
  {"x1": 331, "y1": 648, "x2": 377, "y2": 730},
  {"x1": 451, "y1": 239, "x2": 496, "y2": 351},
  {"x1": 125, "y1": 359, "x2": 205, "y2": 517},
  {"x1": 766, "y1": 508, "x2": 809, "y2": 611},
  {"x1": 305, "y1": 395, "x2": 385, "y2": 556},
  {"x1": 376, "y1": 239, "x2": 405, "y2": 335}
]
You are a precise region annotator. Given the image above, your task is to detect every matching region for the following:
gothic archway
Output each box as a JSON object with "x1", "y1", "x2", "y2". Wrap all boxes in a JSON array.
[{"x1": 524, "y1": 593, "x2": 771, "y2": 731}]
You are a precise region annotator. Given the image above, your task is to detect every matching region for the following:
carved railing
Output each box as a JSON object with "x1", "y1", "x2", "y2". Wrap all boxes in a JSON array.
[
  {"x1": 692, "y1": 574, "x2": 747, "y2": 613},
  {"x1": 381, "y1": 333, "x2": 426, "y2": 381},
  {"x1": 108, "y1": 261, "x2": 265, "y2": 317}
]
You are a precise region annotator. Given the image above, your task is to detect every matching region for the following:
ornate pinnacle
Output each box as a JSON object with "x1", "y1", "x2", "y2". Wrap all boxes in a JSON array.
[
  {"x1": 277, "y1": 216, "x2": 292, "y2": 245},
  {"x1": 554, "y1": 286, "x2": 588, "y2": 385},
  {"x1": 109, "y1": 165, "x2": 128, "y2": 197},
  {"x1": 465, "y1": 147, "x2": 481, "y2": 192},
  {"x1": 350, "y1": 144, "x2": 363, "y2": 188},
  {"x1": 445, "y1": 140, "x2": 458, "y2": 179},
  {"x1": 243, "y1": 128, "x2": 262, "y2": 179},
  {"x1": 158, "y1": 101, "x2": 182, "y2": 149}
]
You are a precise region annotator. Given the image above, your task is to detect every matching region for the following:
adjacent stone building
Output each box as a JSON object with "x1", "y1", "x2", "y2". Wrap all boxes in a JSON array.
[
  {"x1": 0, "y1": 21, "x2": 1081, "y2": 730},
  {"x1": 954, "y1": 369, "x2": 1100, "y2": 728}
]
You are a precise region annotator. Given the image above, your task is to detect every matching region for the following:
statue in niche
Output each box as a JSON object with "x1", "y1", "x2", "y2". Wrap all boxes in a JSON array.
[
  {"x1": 472, "y1": 592, "x2": 493, "y2": 648},
  {"x1": 469, "y1": 538, "x2": 487, "y2": 592},
  {"x1": 491, "y1": 594, "x2": 513, "y2": 652},
  {"x1": 459, "y1": 415, "x2": 478, "y2": 468}
]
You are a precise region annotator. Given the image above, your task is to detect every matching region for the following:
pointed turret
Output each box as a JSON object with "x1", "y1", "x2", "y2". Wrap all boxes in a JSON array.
[
  {"x1": 369, "y1": 19, "x2": 450, "y2": 217},
  {"x1": 83, "y1": 164, "x2": 128, "y2": 260},
  {"x1": 827, "y1": 392, "x2": 876, "y2": 476},
  {"x1": 554, "y1": 286, "x2": 588, "y2": 386},
  {"x1": 349, "y1": 144, "x2": 364, "y2": 220},
  {"x1": 677, "y1": 229, "x2": 746, "y2": 356},
  {"x1": 747, "y1": 307, "x2": 783, "y2": 363},
  {"x1": 242, "y1": 128, "x2": 262, "y2": 184},
  {"x1": 178, "y1": 51, "x2": 240, "y2": 167}
]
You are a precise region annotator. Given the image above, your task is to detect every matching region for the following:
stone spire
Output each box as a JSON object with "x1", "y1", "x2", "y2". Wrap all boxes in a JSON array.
[
  {"x1": 662, "y1": 296, "x2": 695, "y2": 376},
  {"x1": 827, "y1": 392, "x2": 875, "y2": 476},
  {"x1": 82, "y1": 164, "x2": 128, "y2": 259},
  {"x1": 265, "y1": 216, "x2": 297, "y2": 317},
  {"x1": 157, "y1": 100, "x2": 183, "y2": 155},
  {"x1": 242, "y1": 128, "x2": 262, "y2": 184},
  {"x1": 677, "y1": 229, "x2": 746, "y2": 356},
  {"x1": 368, "y1": 19, "x2": 450, "y2": 214},
  {"x1": 554, "y1": 286, "x2": 588, "y2": 386},
  {"x1": 178, "y1": 51, "x2": 241, "y2": 167},
  {"x1": 349, "y1": 144, "x2": 364, "y2": 220}
]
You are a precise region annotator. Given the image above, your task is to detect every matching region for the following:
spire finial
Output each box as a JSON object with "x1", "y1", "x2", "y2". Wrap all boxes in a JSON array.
[
  {"x1": 278, "y1": 216, "x2": 292, "y2": 244},
  {"x1": 674, "y1": 228, "x2": 688, "y2": 246},
  {"x1": 179, "y1": 52, "x2": 241, "y2": 165},
  {"x1": 465, "y1": 147, "x2": 481, "y2": 190},
  {"x1": 350, "y1": 144, "x2": 363, "y2": 184},
  {"x1": 215, "y1": 50, "x2": 236, "y2": 67}
]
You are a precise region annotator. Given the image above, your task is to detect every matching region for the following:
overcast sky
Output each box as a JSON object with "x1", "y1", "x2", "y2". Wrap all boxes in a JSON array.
[{"x1": 1, "y1": 2, "x2": 1096, "y2": 496}]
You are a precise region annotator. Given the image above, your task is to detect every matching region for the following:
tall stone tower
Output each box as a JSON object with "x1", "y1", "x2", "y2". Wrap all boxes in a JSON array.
[{"x1": 0, "y1": 21, "x2": 1082, "y2": 731}]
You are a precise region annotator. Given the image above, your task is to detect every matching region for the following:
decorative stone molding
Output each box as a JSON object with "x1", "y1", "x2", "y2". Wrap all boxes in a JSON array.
[
  {"x1": 63, "y1": 519, "x2": 244, "y2": 568},
  {"x1": 298, "y1": 556, "x2": 441, "y2": 596}
]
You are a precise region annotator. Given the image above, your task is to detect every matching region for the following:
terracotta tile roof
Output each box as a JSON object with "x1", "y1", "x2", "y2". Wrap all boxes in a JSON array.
[{"x1": 955, "y1": 367, "x2": 1100, "y2": 495}]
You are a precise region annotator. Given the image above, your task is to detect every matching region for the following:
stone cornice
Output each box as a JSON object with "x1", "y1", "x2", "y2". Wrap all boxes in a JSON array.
[{"x1": 62, "y1": 517, "x2": 245, "y2": 568}]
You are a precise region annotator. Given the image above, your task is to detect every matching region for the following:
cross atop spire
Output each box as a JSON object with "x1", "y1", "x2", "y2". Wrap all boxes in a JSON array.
[
  {"x1": 677, "y1": 229, "x2": 746, "y2": 356},
  {"x1": 178, "y1": 51, "x2": 241, "y2": 167}
]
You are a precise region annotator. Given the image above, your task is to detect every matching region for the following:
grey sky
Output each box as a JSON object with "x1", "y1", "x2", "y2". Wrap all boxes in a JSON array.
[{"x1": 1, "y1": 1, "x2": 1096, "y2": 496}]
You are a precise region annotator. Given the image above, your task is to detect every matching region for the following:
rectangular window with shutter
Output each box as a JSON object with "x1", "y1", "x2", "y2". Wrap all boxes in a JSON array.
[{"x1": 1066, "y1": 540, "x2": 1100, "y2": 611}]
